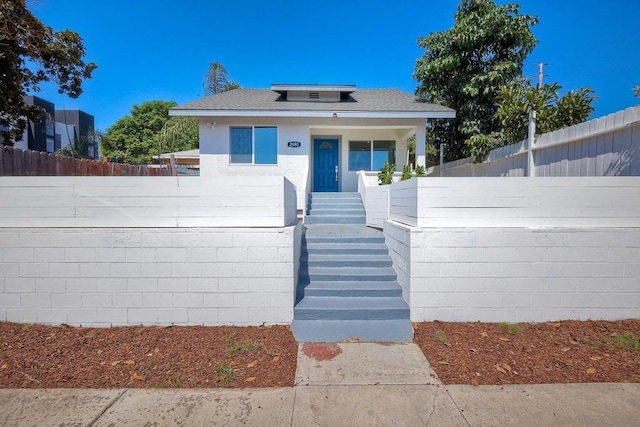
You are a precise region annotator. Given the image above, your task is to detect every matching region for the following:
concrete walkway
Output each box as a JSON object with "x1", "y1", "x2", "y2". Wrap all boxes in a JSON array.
[{"x1": 1, "y1": 343, "x2": 639, "y2": 426}]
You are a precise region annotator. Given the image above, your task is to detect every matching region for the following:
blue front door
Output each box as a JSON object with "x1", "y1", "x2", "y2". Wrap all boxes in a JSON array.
[{"x1": 313, "y1": 139, "x2": 339, "y2": 192}]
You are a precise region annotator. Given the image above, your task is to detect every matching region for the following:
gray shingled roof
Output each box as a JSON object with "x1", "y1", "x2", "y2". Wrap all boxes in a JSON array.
[{"x1": 172, "y1": 89, "x2": 453, "y2": 113}]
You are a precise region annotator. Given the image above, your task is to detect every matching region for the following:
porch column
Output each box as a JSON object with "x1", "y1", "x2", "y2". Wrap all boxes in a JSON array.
[{"x1": 415, "y1": 125, "x2": 426, "y2": 168}]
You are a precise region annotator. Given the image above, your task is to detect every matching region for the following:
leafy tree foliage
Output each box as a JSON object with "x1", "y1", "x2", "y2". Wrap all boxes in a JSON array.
[
  {"x1": 157, "y1": 116, "x2": 199, "y2": 153},
  {"x1": 414, "y1": 0, "x2": 538, "y2": 161},
  {"x1": 466, "y1": 79, "x2": 595, "y2": 162},
  {"x1": 0, "y1": 0, "x2": 97, "y2": 145},
  {"x1": 204, "y1": 61, "x2": 239, "y2": 96},
  {"x1": 634, "y1": 86, "x2": 640, "y2": 97},
  {"x1": 102, "y1": 101, "x2": 179, "y2": 164}
]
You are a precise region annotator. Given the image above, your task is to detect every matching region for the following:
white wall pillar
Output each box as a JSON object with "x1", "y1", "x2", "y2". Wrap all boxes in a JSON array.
[
  {"x1": 416, "y1": 125, "x2": 426, "y2": 167},
  {"x1": 527, "y1": 111, "x2": 536, "y2": 177}
]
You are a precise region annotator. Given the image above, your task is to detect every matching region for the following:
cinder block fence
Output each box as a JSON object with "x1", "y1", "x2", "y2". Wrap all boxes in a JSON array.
[
  {"x1": 378, "y1": 177, "x2": 640, "y2": 322},
  {"x1": 0, "y1": 176, "x2": 301, "y2": 326}
]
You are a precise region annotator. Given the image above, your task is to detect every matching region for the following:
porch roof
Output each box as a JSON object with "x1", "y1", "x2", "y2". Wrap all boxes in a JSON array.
[{"x1": 170, "y1": 88, "x2": 455, "y2": 120}]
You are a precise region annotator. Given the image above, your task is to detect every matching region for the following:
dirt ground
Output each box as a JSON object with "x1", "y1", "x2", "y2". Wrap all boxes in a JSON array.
[
  {"x1": 0, "y1": 323, "x2": 297, "y2": 388},
  {"x1": 0, "y1": 320, "x2": 638, "y2": 388},
  {"x1": 414, "y1": 319, "x2": 640, "y2": 385}
]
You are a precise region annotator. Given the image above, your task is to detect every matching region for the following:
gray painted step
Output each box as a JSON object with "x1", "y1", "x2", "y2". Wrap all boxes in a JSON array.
[
  {"x1": 309, "y1": 192, "x2": 361, "y2": 198},
  {"x1": 305, "y1": 236, "x2": 386, "y2": 247},
  {"x1": 308, "y1": 208, "x2": 364, "y2": 215},
  {"x1": 305, "y1": 236, "x2": 385, "y2": 244},
  {"x1": 294, "y1": 296, "x2": 409, "y2": 320},
  {"x1": 306, "y1": 267, "x2": 397, "y2": 282},
  {"x1": 303, "y1": 281, "x2": 402, "y2": 297},
  {"x1": 304, "y1": 254, "x2": 392, "y2": 266},
  {"x1": 291, "y1": 319, "x2": 413, "y2": 342},
  {"x1": 310, "y1": 201, "x2": 363, "y2": 206},
  {"x1": 306, "y1": 246, "x2": 388, "y2": 255},
  {"x1": 305, "y1": 216, "x2": 365, "y2": 225},
  {"x1": 306, "y1": 259, "x2": 392, "y2": 268},
  {"x1": 308, "y1": 210, "x2": 364, "y2": 217},
  {"x1": 296, "y1": 193, "x2": 411, "y2": 342}
]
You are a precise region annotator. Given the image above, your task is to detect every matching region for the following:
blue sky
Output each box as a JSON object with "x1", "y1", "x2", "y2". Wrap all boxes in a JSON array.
[{"x1": 30, "y1": 0, "x2": 640, "y2": 132}]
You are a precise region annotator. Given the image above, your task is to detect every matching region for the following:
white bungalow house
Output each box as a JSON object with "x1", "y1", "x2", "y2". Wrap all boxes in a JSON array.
[{"x1": 170, "y1": 84, "x2": 455, "y2": 212}]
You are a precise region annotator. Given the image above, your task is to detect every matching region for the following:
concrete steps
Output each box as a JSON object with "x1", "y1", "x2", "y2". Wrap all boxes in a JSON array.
[
  {"x1": 293, "y1": 192, "x2": 412, "y2": 342},
  {"x1": 302, "y1": 281, "x2": 402, "y2": 297},
  {"x1": 304, "y1": 192, "x2": 365, "y2": 225},
  {"x1": 294, "y1": 297, "x2": 409, "y2": 320}
]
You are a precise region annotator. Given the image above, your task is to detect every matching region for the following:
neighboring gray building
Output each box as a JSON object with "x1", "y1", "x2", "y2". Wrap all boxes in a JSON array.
[
  {"x1": 5, "y1": 97, "x2": 99, "y2": 159},
  {"x1": 55, "y1": 109, "x2": 99, "y2": 158},
  {"x1": 21, "y1": 96, "x2": 56, "y2": 153}
]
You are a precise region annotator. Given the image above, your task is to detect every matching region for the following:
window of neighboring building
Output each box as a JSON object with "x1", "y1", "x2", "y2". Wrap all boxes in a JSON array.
[
  {"x1": 348, "y1": 140, "x2": 396, "y2": 171},
  {"x1": 230, "y1": 126, "x2": 277, "y2": 164}
]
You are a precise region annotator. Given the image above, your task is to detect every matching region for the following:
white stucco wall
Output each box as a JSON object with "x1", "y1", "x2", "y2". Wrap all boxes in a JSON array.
[
  {"x1": 198, "y1": 116, "x2": 425, "y2": 200},
  {"x1": 199, "y1": 118, "x2": 310, "y2": 212}
]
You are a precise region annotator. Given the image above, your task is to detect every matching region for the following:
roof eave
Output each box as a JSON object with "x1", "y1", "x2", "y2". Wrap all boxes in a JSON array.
[{"x1": 169, "y1": 109, "x2": 456, "y2": 119}]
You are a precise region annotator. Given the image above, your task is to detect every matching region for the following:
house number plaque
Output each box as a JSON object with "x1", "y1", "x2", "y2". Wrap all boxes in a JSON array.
[{"x1": 287, "y1": 141, "x2": 301, "y2": 148}]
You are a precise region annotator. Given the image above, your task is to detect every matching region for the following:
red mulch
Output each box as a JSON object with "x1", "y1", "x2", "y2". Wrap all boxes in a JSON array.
[
  {"x1": 414, "y1": 319, "x2": 640, "y2": 385},
  {"x1": 0, "y1": 323, "x2": 297, "y2": 388},
  {"x1": 1, "y1": 320, "x2": 639, "y2": 388}
]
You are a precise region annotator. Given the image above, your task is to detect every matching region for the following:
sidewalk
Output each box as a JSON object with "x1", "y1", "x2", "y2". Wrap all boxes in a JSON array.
[{"x1": 1, "y1": 343, "x2": 639, "y2": 426}]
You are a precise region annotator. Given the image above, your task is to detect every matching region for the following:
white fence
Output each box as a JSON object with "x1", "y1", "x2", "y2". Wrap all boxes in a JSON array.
[
  {"x1": 388, "y1": 177, "x2": 640, "y2": 228},
  {"x1": 357, "y1": 171, "x2": 390, "y2": 228},
  {"x1": 0, "y1": 175, "x2": 301, "y2": 327},
  {"x1": 384, "y1": 222, "x2": 640, "y2": 322},
  {"x1": 366, "y1": 176, "x2": 640, "y2": 323},
  {"x1": 426, "y1": 105, "x2": 640, "y2": 177},
  {"x1": 0, "y1": 176, "x2": 298, "y2": 228}
]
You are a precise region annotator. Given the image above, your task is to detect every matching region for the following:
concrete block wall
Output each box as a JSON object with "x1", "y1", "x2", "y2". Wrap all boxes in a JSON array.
[
  {"x1": 382, "y1": 221, "x2": 413, "y2": 301},
  {"x1": 384, "y1": 221, "x2": 640, "y2": 322},
  {"x1": 0, "y1": 225, "x2": 301, "y2": 327}
]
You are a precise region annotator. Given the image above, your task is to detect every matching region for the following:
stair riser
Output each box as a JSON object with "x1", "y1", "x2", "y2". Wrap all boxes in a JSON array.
[
  {"x1": 308, "y1": 209, "x2": 365, "y2": 216},
  {"x1": 309, "y1": 193, "x2": 361, "y2": 199},
  {"x1": 307, "y1": 274, "x2": 397, "y2": 282},
  {"x1": 305, "y1": 237, "x2": 385, "y2": 244},
  {"x1": 294, "y1": 308, "x2": 409, "y2": 320},
  {"x1": 307, "y1": 200, "x2": 364, "y2": 210},
  {"x1": 304, "y1": 288, "x2": 401, "y2": 297},
  {"x1": 302, "y1": 254, "x2": 390, "y2": 259},
  {"x1": 305, "y1": 260, "x2": 392, "y2": 268},
  {"x1": 305, "y1": 217, "x2": 365, "y2": 225},
  {"x1": 307, "y1": 212, "x2": 366, "y2": 219},
  {"x1": 291, "y1": 320, "x2": 414, "y2": 342},
  {"x1": 306, "y1": 248, "x2": 388, "y2": 255}
]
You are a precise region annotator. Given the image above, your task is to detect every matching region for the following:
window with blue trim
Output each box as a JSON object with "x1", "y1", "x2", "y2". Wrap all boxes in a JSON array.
[
  {"x1": 348, "y1": 140, "x2": 395, "y2": 171},
  {"x1": 229, "y1": 126, "x2": 278, "y2": 164}
]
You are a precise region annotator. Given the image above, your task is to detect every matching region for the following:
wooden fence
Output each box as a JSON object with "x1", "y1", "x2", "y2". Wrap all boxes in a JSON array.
[{"x1": 0, "y1": 146, "x2": 171, "y2": 176}]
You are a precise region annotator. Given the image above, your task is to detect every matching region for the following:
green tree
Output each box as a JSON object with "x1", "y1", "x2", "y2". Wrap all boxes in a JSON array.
[
  {"x1": 414, "y1": 0, "x2": 538, "y2": 161},
  {"x1": 102, "y1": 101, "x2": 176, "y2": 164},
  {"x1": 634, "y1": 86, "x2": 640, "y2": 97},
  {"x1": 0, "y1": 0, "x2": 97, "y2": 145},
  {"x1": 157, "y1": 116, "x2": 199, "y2": 153},
  {"x1": 203, "y1": 61, "x2": 239, "y2": 96},
  {"x1": 466, "y1": 80, "x2": 595, "y2": 162}
]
